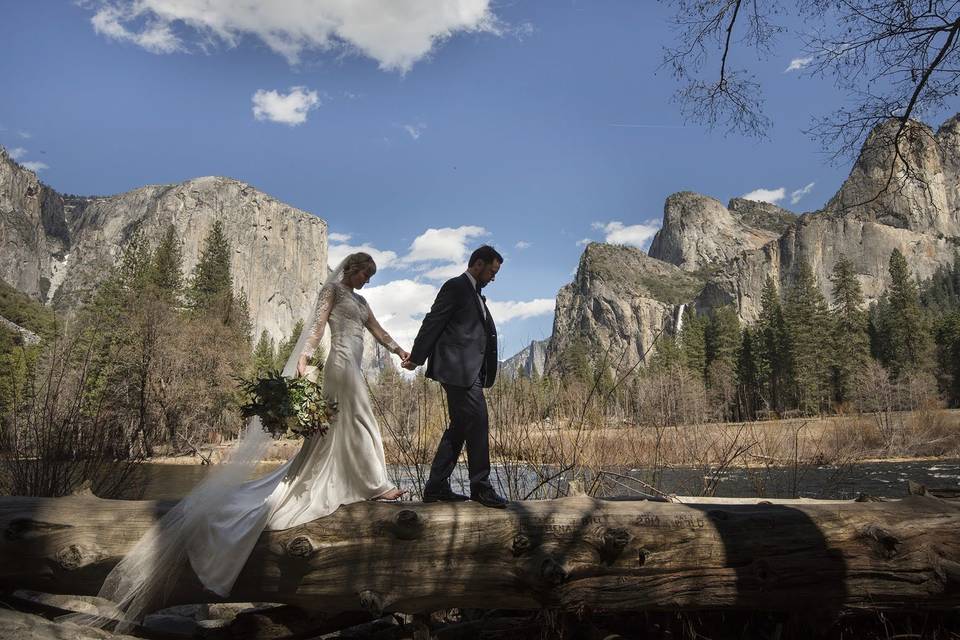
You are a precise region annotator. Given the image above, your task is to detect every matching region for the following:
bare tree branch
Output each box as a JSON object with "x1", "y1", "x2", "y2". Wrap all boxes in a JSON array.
[{"x1": 662, "y1": 0, "x2": 960, "y2": 201}]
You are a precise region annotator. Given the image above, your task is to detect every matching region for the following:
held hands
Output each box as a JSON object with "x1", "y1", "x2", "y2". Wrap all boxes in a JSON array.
[{"x1": 394, "y1": 347, "x2": 417, "y2": 370}]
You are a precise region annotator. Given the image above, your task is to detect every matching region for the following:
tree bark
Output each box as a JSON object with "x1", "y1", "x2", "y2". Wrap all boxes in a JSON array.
[{"x1": 2, "y1": 494, "x2": 959, "y2": 614}]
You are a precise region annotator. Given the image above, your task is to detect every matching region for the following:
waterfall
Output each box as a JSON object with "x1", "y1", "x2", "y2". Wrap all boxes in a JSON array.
[{"x1": 674, "y1": 303, "x2": 686, "y2": 338}]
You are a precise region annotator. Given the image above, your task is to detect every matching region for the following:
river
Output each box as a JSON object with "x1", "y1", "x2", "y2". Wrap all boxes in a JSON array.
[{"x1": 116, "y1": 458, "x2": 960, "y2": 501}]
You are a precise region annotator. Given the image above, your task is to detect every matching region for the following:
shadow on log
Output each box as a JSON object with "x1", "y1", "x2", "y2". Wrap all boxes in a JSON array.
[{"x1": 1, "y1": 495, "x2": 959, "y2": 615}]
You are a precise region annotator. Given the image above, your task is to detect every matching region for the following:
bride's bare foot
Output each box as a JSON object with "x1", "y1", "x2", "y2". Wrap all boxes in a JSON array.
[{"x1": 372, "y1": 487, "x2": 406, "y2": 501}]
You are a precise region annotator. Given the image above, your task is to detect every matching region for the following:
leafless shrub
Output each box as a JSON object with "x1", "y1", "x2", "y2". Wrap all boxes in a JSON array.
[{"x1": 0, "y1": 318, "x2": 145, "y2": 498}]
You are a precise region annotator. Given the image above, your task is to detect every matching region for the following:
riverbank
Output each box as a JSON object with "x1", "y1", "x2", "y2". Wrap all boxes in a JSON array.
[{"x1": 148, "y1": 409, "x2": 960, "y2": 469}]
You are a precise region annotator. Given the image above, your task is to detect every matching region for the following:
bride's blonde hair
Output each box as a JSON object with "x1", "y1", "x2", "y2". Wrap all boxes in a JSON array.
[{"x1": 342, "y1": 252, "x2": 377, "y2": 278}]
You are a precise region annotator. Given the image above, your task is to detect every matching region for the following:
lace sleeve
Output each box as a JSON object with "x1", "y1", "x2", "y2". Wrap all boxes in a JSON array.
[
  {"x1": 363, "y1": 301, "x2": 401, "y2": 354},
  {"x1": 301, "y1": 284, "x2": 338, "y2": 358}
]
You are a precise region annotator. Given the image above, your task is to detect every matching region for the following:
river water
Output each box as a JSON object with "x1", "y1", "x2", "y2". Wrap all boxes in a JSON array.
[{"x1": 117, "y1": 458, "x2": 960, "y2": 502}]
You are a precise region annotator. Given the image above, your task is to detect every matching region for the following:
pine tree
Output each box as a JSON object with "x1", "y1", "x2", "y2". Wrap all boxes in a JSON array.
[
  {"x1": 276, "y1": 319, "x2": 304, "y2": 370},
  {"x1": 735, "y1": 327, "x2": 761, "y2": 420},
  {"x1": 921, "y1": 250, "x2": 960, "y2": 312},
  {"x1": 229, "y1": 290, "x2": 254, "y2": 346},
  {"x1": 252, "y1": 330, "x2": 276, "y2": 376},
  {"x1": 783, "y1": 262, "x2": 831, "y2": 413},
  {"x1": 152, "y1": 224, "x2": 183, "y2": 302},
  {"x1": 935, "y1": 311, "x2": 960, "y2": 405},
  {"x1": 704, "y1": 305, "x2": 741, "y2": 419},
  {"x1": 188, "y1": 220, "x2": 233, "y2": 312},
  {"x1": 117, "y1": 230, "x2": 154, "y2": 295},
  {"x1": 829, "y1": 254, "x2": 869, "y2": 403},
  {"x1": 678, "y1": 306, "x2": 707, "y2": 379},
  {"x1": 755, "y1": 276, "x2": 789, "y2": 414},
  {"x1": 705, "y1": 305, "x2": 740, "y2": 371},
  {"x1": 650, "y1": 329, "x2": 683, "y2": 370},
  {"x1": 559, "y1": 338, "x2": 593, "y2": 384},
  {"x1": 880, "y1": 249, "x2": 931, "y2": 379}
]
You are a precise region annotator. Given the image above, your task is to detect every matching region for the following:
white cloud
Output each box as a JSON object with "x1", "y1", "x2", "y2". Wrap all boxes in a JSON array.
[
  {"x1": 420, "y1": 262, "x2": 467, "y2": 280},
  {"x1": 328, "y1": 232, "x2": 352, "y2": 243},
  {"x1": 486, "y1": 298, "x2": 555, "y2": 323},
  {"x1": 328, "y1": 241, "x2": 398, "y2": 271},
  {"x1": 85, "y1": 0, "x2": 501, "y2": 72},
  {"x1": 9, "y1": 147, "x2": 27, "y2": 160},
  {"x1": 252, "y1": 86, "x2": 320, "y2": 126},
  {"x1": 515, "y1": 240, "x2": 531, "y2": 249},
  {"x1": 741, "y1": 187, "x2": 786, "y2": 205},
  {"x1": 784, "y1": 56, "x2": 813, "y2": 72},
  {"x1": 21, "y1": 161, "x2": 49, "y2": 172},
  {"x1": 17, "y1": 131, "x2": 31, "y2": 139},
  {"x1": 91, "y1": 5, "x2": 182, "y2": 54},
  {"x1": 790, "y1": 182, "x2": 815, "y2": 205},
  {"x1": 576, "y1": 238, "x2": 591, "y2": 247},
  {"x1": 591, "y1": 220, "x2": 660, "y2": 248},
  {"x1": 361, "y1": 279, "x2": 438, "y2": 351},
  {"x1": 406, "y1": 226, "x2": 487, "y2": 264},
  {"x1": 402, "y1": 123, "x2": 426, "y2": 140}
]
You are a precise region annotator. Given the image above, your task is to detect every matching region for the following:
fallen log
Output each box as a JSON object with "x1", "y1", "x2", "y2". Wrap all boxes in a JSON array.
[{"x1": 2, "y1": 494, "x2": 959, "y2": 614}]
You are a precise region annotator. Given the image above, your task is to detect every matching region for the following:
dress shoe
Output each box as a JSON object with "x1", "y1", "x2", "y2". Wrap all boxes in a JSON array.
[
  {"x1": 471, "y1": 490, "x2": 508, "y2": 509},
  {"x1": 422, "y1": 487, "x2": 470, "y2": 503}
]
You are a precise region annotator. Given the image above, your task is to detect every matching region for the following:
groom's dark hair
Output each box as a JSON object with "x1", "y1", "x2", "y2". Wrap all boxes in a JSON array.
[{"x1": 468, "y1": 245, "x2": 503, "y2": 267}]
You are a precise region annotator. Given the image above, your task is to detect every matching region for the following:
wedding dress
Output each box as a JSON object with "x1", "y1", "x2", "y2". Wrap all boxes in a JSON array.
[
  {"x1": 188, "y1": 280, "x2": 400, "y2": 594},
  {"x1": 80, "y1": 265, "x2": 401, "y2": 630}
]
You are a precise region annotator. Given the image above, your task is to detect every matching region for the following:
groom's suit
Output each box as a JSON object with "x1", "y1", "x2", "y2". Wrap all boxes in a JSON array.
[{"x1": 409, "y1": 272, "x2": 498, "y2": 494}]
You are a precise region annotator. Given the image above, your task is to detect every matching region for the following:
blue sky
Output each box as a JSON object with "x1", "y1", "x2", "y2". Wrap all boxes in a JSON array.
[{"x1": 3, "y1": 1, "x2": 956, "y2": 358}]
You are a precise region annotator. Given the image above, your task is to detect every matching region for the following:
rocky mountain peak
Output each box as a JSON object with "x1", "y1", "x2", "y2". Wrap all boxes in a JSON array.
[
  {"x1": 0, "y1": 146, "x2": 71, "y2": 301},
  {"x1": 545, "y1": 243, "x2": 704, "y2": 374},
  {"x1": 502, "y1": 339, "x2": 548, "y2": 379},
  {"x1": 824, "y1": 117, "x2": 960, "y2": 236},
  {"x1": 648, "y1": 191, "x2": 784, "y2": 272}
]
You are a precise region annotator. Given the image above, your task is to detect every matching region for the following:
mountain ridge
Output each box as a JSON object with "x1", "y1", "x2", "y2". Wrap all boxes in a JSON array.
[
  {"x1": 544, "y1": 114, "x2": 960, "y2": 373},
  {"x1": 0, "y1": 146, "x2": 328, "y2": 344}
]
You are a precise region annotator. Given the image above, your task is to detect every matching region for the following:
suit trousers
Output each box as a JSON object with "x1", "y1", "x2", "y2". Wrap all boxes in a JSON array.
[{"x1": 424, "y1": 373, "x2": 492, "y2": 495}]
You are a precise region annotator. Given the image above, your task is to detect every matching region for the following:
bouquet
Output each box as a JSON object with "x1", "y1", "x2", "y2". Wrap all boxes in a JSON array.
[{"x1": 238, "y1": 365, "x2": 337, "y2": 439}]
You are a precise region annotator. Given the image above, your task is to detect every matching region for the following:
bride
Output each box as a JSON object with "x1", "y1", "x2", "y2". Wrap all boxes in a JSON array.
[{"x1": 86, "y1": 251, "x2": 409, "y2": 629}]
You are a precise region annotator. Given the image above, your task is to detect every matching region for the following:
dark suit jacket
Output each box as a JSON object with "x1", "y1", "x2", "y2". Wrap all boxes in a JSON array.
[{"x1": 410, "y1": 273, "x2": 498, "y2": 388}]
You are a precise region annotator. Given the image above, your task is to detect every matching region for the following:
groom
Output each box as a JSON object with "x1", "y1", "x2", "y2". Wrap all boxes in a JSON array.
[{"x1": 402, "y1": 245, "x2": 507, "y2": 508}]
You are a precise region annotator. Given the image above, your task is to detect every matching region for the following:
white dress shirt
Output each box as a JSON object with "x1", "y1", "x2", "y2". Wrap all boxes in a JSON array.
[{"x1": 464, "y1": 271, "x2": 486, "y2": 320}]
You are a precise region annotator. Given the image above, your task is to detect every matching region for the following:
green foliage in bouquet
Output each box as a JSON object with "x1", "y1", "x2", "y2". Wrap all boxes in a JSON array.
[{"x1": 238, "y1": 367, "x2": 336, "y2": 439}]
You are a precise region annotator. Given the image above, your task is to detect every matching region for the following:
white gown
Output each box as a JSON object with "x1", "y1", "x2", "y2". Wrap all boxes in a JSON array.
[{"x1": 186, "y1": 281, "x2": 399, "y2": 596}]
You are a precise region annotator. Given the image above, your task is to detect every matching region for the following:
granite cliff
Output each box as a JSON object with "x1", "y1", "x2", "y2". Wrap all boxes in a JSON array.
[
  {"x1": 544, "y1": 114, "x2": 960, "y2": 371},
  {"x1": 546, "y1": 243, "x2": 703, "y2": 375},
  {"x1": 0, "y1": 147, "x2": 328, "y2": 344},
  {"x1": 501, "y1": 338, "x2": 548, "y2": 379}
]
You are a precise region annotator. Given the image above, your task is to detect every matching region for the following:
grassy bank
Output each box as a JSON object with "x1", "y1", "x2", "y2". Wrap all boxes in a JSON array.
[{"x1": 148, "y1": 409, "x2": 960, "y2": 470}]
